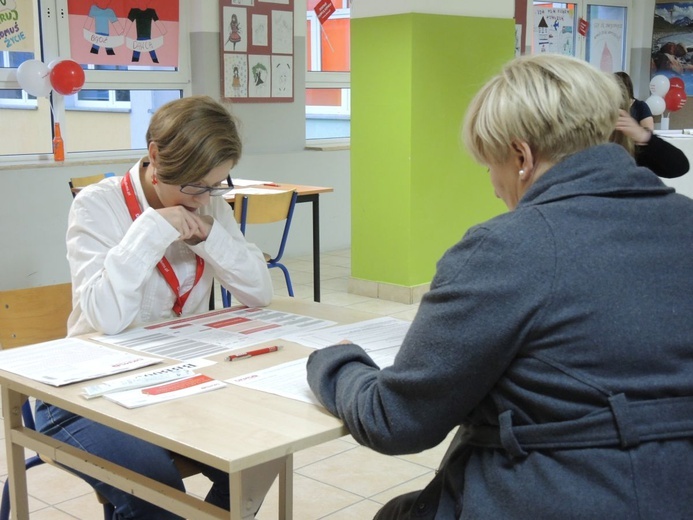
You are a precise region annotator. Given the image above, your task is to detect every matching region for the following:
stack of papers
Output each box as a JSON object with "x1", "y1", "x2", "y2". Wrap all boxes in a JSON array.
[{"x1": 0, "y1": 338, "x2": 162, "y2": 386}]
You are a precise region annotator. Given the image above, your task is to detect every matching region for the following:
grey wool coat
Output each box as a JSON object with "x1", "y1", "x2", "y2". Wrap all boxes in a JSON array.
[{"x1": 307, "y1": 143, "x2": 693, "y2": 519}]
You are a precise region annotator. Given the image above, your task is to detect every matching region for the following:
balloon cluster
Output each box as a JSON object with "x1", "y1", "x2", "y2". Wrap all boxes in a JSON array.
[
  {"x1": 646, "y1": 75, "x2": 687, "y2": 116},
  {"x1": 15, "y1": 59, "x2": 85, "y2": 98}
]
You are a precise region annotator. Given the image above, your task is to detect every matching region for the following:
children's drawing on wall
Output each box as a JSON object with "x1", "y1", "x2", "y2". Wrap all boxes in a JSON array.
[
  {"x1": 532, "y1": 7, "x2": 574, "y2": 56},
  {"x1": 271, "y1": 10, "x2": 293, "y2": 54},
  {"x1": 123, "y1": 0, "x2": 167, "y2": 64},
  {"x1": 652, "y1": 2, "x2": 693, "y2": 95},
  {"x1": 249, "y1": 55, "x2": 270, "y2": 97},
  {"x1": 271, "y1": 55, "x2": 292, "y2": 98},
  {"x1": 84, "y1": 0, "x2": 123, "y2": 56},
  {"x1": 67, "y1": 0, "x2": 179, "y2": 67},
  {"x1": 224, "y1": 53, "x2": 248, "y2": 98},
  {"x1": 252, "y1": 14, "x2": 268, "y2": 47},
  {"x1": 223, "y1": 7, "x2": 247, "y2": 52}
]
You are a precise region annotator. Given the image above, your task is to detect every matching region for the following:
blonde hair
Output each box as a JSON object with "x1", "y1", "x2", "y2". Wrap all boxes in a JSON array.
[
  {"x1": 146, "y1": 95, "x2": 242, "y2": 185},
  {"x1": 463, "y1": 54, "x2": 623, "y2": 166}
]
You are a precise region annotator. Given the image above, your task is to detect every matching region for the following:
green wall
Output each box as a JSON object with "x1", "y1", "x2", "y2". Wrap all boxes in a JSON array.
[{"x1": 351, "y1": 13, "x2": 514, "y2": 287}]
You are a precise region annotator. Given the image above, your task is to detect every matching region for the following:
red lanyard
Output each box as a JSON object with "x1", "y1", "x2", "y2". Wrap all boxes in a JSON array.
[{"x1": 121, "y1": 171, "x2": 205, "y2": 315}]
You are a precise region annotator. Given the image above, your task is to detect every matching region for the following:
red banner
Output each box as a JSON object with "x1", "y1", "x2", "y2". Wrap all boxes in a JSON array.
[{"x1": 314, "y1": 0, "x2": 336, "y2": 25}]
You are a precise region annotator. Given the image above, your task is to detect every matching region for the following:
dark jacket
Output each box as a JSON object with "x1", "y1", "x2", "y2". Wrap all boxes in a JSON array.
[
  {"x1": 307, "y1": 144, "x2": 693, "y2": 519},
  {"x1": 636, "y1": 133, "x2": 689, "y2": 178}
]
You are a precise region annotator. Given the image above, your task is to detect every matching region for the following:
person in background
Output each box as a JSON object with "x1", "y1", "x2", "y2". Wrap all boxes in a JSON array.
[
  {"x1": 615, "y1": 71, "x2": 655, "y2": 130},
  {"x1": 36, "y1": 95, "x2": 273, "y2": 519},
  {"x1": 307, "y1": 55, "x2": 693, "y2": 519}
]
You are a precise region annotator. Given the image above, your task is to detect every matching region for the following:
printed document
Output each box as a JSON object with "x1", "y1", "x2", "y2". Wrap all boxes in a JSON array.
[
  {"x1": 228, "y1": 317, "x2": 411, "y2": 405},
  {"x1": 0, "y1": 338, "x2": 162, "y2": 386}
]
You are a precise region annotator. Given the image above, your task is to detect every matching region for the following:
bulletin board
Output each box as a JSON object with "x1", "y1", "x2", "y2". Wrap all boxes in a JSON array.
[{"x1": 219, "y1": 0, "x2": 294, "y2": 103}]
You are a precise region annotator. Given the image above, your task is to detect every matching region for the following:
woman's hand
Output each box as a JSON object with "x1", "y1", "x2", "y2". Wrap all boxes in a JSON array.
[
  {"x1": 615, "y1": 109, "x2": 652, "y2": 145},
  {"x1": 157, "y1": 207, "x2": 214, "y2": 244}
]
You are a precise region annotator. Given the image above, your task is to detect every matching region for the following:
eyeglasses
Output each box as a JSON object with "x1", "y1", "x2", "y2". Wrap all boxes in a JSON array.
[{"x1": 179, "y1": 177, "x2": 234, "y2": 197}]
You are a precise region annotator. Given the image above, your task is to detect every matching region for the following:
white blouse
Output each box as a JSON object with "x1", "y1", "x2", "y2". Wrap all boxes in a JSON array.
[{"x1": 66, "y1": 160, "x2": 273, "y2": 336}]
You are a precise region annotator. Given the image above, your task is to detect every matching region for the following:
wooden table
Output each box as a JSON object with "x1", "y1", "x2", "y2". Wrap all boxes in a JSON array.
[
  {"x1": 225, "y1": 183, "x2": 334, "y2": 303},
  {"x1": 0, "y1": 298, "x2": 376, "y2": 520}
]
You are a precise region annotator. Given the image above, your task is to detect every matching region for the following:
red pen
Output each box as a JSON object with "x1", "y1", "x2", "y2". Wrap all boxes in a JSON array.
[
  {"x1": 263, "y1": 182, "x2": 280, "y2": 187},
  {"x1": 226, "y1": 345, "x2": 281, "y2": 361}
]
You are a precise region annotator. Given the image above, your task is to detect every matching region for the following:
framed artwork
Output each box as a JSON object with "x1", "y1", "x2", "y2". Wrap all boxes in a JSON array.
[{"x1": 219, "y1": 0, "x2": 294, "y2": 103}]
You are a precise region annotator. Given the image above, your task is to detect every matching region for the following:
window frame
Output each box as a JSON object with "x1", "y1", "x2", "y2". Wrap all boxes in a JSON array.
[{"x1": 0, "y1": 0, "x2": 192, "y2": 160}]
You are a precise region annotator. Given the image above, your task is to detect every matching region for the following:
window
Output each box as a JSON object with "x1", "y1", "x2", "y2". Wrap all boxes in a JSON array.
[
  {"x1": 0, "y1": 0, "x2": 191, "y2": 158},
  {"x1": 305, "y1": 0, "x2": 350, "y2": 141}
]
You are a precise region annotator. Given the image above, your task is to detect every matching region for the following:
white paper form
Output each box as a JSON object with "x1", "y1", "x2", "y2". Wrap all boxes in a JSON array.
[
  {"x1": 0, "y1": 338, "x2": 162, "y2": 386},
  {"x1": 228, "y1": 317, "x2": 411, "y2": 405},
  {"x1": 94, "y1": 307, "x2": 336, "y2": 361},
  {"x1": 284, "y1": 317, "x2": 411, "y2": 352}
]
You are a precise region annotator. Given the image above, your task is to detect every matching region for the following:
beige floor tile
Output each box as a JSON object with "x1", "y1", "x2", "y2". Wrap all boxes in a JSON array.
[
  {"x1": 319, "y1": 265, "x2": 352, "y2": 280},
  {"x1": 297, "y1": 445, "x2": 430, "y2": 498},
  {"x1": 369, "y1": 472, "x2": 435, "y2": 506},
  {"x1": 346, "y1": 298, "x2": 418, "y2": 316},
  {"x1": 320, "y1": 254, "x2": 351, "y2": 268},
  {"x1": 318, "y1": 291, "x2": 378, "y2": 307},
  {"x1": 284, "y1": 259, "x2": 314, "y2": 272},
  {"x1": 320, "y1": 498, "x2": 383, "y2": 519},
  {"x1": 52, "y1": 492, "x2": 113, "y2": 519},
  {"x1": 256, "y1": 473, "x2": 363, "y2": 520},
  {"x1": 23, "y1": 463, "x2": 94, "y2": 506},
  {"x1": 21, "y1": 506, "x2": 81, "y2": 519},
  {"x1": 320, "y1": 277, "x2": 350, "y2": 292},
  {"x1": 293, "y1": 438, "x2": 356, "y2": 469},
  {"x1": 388, "y1": 307, "x2": 420, "y2": 321}
]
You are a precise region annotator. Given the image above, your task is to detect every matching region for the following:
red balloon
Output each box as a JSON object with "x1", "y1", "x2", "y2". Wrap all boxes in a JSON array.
[
  {"x1": 50, "y1": 60, "x2": 85, "y2": 95},
  {"x1": 665, "y1": 87, "x2": 687, "y2": 112},
  {"x1": 669, "y1": 76, "x2": 685, "y2": 90}
]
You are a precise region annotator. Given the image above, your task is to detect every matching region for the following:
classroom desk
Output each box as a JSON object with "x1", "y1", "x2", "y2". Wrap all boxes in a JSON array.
[
  {"x1": 224, "y1": 183, "x2": 334, "y2": 303},
  {"x1": 0, "y1": 297, "x2": 376, "y2": 520}
]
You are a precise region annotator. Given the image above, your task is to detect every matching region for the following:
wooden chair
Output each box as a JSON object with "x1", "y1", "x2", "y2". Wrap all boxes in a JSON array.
[
  {"x1": 222, "y1": 190, "x2": 298, "y2": 306},
  {"x1": 0, "y1": 284, "x2": 201, "y2": 519},
  {"x1": 69, "y1": 172, "x2": 115, "y2": 198}
]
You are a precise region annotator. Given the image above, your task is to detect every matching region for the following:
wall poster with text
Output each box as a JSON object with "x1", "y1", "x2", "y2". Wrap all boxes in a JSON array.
[
  {"x1": 0, "y1": 0, "x2": 34, "y2": 53},
  {"x1": 220, "y1": 0, "x2": 294, "y2": 103},
  {"x1": 66, "y1": 0, "x2": 180, "y2": 68}
]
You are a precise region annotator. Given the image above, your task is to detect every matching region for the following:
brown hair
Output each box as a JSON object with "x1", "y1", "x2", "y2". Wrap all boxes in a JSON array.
[{"x1": 146, "y1": 95, "x2": 242, "y2": 185}]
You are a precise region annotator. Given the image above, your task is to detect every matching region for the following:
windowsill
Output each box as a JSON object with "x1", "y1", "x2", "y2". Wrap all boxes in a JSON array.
[
  {"x1": 0, "y1": 150, "x2": 145, "y2": 171},
  {"x1": 305, "y1": 138, "x2": 350, "y2": 151}
]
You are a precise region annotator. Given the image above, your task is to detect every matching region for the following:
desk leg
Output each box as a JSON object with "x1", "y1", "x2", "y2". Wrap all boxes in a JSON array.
[
  {"x1": 311, "y1": 195, "x2": 321, "y2": 302},
  {"x1": 229, "y1": 457, "x2": 292, "y2": 520},
  {"x1": 1, "y1": 388, "x2": 30, "y2": 520}
]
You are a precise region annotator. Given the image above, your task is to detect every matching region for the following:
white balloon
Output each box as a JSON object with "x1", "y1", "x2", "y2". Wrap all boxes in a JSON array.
[
  {"x1": 16, "y1": 59, "x2": 52, "y2": 97},
  {"x1": 47, "y1": 59, "x2": 62, "y2": 70},
  {"x1": 645, "y1": 94, "x2": 666, "y2": 116},
  {"x1": 649, "y1": 75, "x2": 670, "y2": 97}
]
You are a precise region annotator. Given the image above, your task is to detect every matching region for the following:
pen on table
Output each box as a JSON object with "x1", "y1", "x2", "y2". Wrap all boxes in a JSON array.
[
  {"x1": 263, "y1": 182, "x2": 280, "y2": 187},
  {"x1": 226, "y1": 345, "x2": 282, "y2": 361}
]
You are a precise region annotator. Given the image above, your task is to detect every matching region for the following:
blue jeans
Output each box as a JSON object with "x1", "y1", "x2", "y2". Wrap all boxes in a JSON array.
[{"x1": 35, "y1": 401, "x2": 230, "y2": 520}]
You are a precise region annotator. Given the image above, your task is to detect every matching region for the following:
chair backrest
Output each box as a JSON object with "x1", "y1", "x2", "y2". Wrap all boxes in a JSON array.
[
  {"x1": 69, "y1": 172, "x2": 115, "y2": 198},
  {"x1": 234, "y1": 189, "x2": 297, "y2": 227},
  {"x1": 234, "y1": 190, "x2": 298, "y2": 261},
  {"x1": 0, "y1": 284, "x2": 72, "y2": 350}
]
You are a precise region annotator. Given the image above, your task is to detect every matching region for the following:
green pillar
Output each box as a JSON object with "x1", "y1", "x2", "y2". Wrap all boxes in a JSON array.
[{"x1": 350, "y1": 13, "x2": 515, "y2": 302}]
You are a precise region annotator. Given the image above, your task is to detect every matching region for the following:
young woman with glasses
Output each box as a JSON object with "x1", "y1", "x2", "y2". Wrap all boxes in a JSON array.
[{"x1": 36, "y1": 95, "x2": 272, "y2": 519}]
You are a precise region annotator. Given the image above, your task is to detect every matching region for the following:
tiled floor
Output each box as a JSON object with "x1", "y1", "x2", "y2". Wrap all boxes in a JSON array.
[{"x1": 0, "y1": 249, "x2": 453, "y2": 519}]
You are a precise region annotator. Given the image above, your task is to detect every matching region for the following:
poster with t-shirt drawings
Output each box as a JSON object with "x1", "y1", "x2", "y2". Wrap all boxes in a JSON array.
[
  {"x1": 219, "y1": 0, "x2": 294, "y2": 102},
  {"x1": 67, "y1": 0, "x2": 179, "y2": 67}
]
